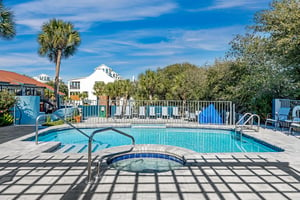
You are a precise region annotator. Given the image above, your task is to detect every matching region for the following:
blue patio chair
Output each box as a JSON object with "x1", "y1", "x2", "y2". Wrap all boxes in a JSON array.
[{"x1": 265, "y1": 107, "x2": 290, "y2": 130}]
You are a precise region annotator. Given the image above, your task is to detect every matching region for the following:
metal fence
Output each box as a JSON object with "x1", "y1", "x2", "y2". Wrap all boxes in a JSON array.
[{"x1": 61, "y1": 100, "x2": 235, "y2": 125}]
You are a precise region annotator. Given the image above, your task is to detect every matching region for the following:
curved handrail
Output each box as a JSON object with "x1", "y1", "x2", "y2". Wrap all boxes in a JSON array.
[
  {"x1": 236, "y1": 113, "x2": 252, "y2": 126},
  {"x1": 236, "y1": 113, "x2": 260, "y2": 132},
  {"x1": 87, "y1": 127, "x2": 135, "y2": 183},
  {"x1": 35, "y1": 113, "x2": 90, "y2": 144}
]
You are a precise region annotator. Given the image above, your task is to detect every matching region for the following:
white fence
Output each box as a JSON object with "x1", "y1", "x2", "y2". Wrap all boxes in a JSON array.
[{"x1": 61, "y1": 100, "x2": 235, "y2": 125}]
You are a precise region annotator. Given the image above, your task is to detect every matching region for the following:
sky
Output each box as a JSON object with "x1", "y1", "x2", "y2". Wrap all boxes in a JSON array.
[{"x1": 0, "y1": 0, "x2": 273, "y2": 82}]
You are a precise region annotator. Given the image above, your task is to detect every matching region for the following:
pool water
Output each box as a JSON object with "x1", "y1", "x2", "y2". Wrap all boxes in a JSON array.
[
  {"x1": 108, "y1": 153, "x2": 184, "y2": 173},
  {"x1": 29, "y1": 127, "x2": 283, "y2": 153}
]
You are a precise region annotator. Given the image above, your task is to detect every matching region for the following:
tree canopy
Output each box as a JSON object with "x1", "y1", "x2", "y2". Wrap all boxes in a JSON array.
[
  {"x1": 0, "y1": 0, "x2": 15, "y2": 40},
  {"x1": 38, "y1": 19, "x2": 81, "y2": 108}
]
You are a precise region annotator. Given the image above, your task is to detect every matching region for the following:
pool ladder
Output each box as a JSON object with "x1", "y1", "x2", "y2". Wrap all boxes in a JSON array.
[
  {"x1": 235, "y1": 113, "x2": 260, "y2": 132},
  {"x1": 35, "y1": 114, "x2": 135, "y2": 183}
]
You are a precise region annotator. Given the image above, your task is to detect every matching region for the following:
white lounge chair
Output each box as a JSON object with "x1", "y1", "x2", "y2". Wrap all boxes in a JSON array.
[
  {"x1": 162, "y1": 107, "x2": 169, "y2": 118},
  {"x1": 172, "y1": 107, "x2": 180, "y2": 119},
  {"x1": 124, "y1": 106, "x2": 132, "y2": 118},
  {"x1": 114, "y1": 106, "x2": 122, "y2": 118},
  {"x1": 139, "y1": 106, "x2": 146, "y2": 118},
  {"x1": 149, "y1": 107, "x2": 156, "y2": 118},
  {"x1": 184, "y1": 110, "x2": 197, "y2": 121}
]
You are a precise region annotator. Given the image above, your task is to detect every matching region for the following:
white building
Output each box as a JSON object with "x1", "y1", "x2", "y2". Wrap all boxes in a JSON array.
[
  {"x1": 33, "y1": 74, "x2": 51, "y2": 83},
  {"x1": 68, "y1": 64, "x2": 121, "y2": 102}
]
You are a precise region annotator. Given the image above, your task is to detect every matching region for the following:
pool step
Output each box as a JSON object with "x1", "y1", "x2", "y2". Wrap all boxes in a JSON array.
[
  {"x1": 55, "y1": 144, "x2": 75, "y2": 153},
  {"x1": 54, "y1": 143, "x2": 109, "y2": 153},
  {"x1": 69, "y1": 144, "x2": 87, "y2": 153},
  {"x1": 79, "y1": 143, "x2": 109, "y2": 153}
]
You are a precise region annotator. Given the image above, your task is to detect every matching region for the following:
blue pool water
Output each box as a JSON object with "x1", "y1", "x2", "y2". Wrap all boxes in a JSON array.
[
  {"x1": 28, "y1": 127, "x2": 283, "y2": 153},
  {"x1": 108, "y1": 153, "x2": 184, "y2": 173}
]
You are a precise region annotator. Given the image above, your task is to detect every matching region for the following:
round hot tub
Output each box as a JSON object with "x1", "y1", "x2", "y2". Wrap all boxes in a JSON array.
[{"x1": 107, "y1": 153, "x2": 185, "y2": 173}]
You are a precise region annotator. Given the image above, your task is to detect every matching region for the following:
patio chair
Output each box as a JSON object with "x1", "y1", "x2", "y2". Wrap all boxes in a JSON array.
[
  {"x1": 184, "y1": 110, "x2": 197, "y2": 122},
  {"x1": 161, "y1": 106, "x2": 169, "y2": 118},
  {"x1": 139, "y1": 106, "x2": 146, "y2": 118},
  {"x1": 114, "y1": 106, "x2": 122, "y2": 118},
  {"x1": 172, "y1": 107, "x2": 180, "y2": 119},
  {"x1": 288, "y1": 106, "x2": 300, "y2": 135},
  {"x1": 289, "y1": 118, "x2": 300, "y2": 135},
  {"x1": 124, "y1": 106, "x2": 132, "y2": 118},
  {"x1": 149, "y1": 106, "x2": 156, "y2": 118},
  {"x1": 265, "y1": 107, "x2": 290, "y2": 130}
]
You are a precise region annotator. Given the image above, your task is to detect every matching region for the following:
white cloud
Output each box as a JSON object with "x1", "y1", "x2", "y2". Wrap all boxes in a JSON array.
[
  {"x1": 0, "y1": 53, "x2": 51, "y2": 68},
  {"x1": 12, "y1": 0, "x2": 177, "y2": 33},
  {"x1": 80, "y1": 26, "x2": 243, "y2": 57},
  {"x1": 190, "y1": 0, "x2": 269, "y2": 11}
]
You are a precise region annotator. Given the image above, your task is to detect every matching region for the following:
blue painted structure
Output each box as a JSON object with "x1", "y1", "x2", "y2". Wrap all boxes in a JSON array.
[
  {"x1": 15, "y1": 96, "x2": 41, "y2": 125},
  {"x1": 199, "y1": 104, "x2": 223, "y2": 124}
]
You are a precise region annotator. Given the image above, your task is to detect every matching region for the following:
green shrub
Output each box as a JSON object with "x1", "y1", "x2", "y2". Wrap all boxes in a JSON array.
[
  {"x1": 42, "y1": 119, "x2": 64, "y2": 126},
  {"x1": 0, "y1": 113, "x2": 14, "y2": 126}
]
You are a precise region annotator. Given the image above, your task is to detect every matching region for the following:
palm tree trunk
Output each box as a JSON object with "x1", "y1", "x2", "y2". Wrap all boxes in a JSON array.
[{"x1": 54, "y1": 49, "x2": 62, "y2": 109}]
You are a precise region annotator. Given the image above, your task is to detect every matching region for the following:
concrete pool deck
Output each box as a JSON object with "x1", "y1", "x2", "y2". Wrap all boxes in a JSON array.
[{"x1": 0, "y1": 125, "x2": 299, "y2": 199}]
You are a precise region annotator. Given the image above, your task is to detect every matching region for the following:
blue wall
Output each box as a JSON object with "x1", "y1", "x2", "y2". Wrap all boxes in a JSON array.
[{"x1": 15, "y1": 96, "x2": 40, "y2": 125}]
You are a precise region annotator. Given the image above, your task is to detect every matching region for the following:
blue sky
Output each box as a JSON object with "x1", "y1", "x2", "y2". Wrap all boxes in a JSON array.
[{"x1": 0, "y1": 0, "x2": 272, "y2": 82}]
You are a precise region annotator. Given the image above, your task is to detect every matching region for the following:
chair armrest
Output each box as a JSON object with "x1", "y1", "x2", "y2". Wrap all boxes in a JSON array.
[{"x1": 266, "y1": 113, "x2": 272, "y2": 119}]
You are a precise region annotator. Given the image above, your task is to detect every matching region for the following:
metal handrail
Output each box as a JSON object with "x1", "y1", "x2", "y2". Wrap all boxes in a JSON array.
[
  {"x1": 36, "y1": 114, "x2": 135, "y2": 183},
  {"x1": 235, "y1": 113, "x2": 252, "y2": 126},
  {"x1": 236, "y1": 113, "x2": 260, "y2": 132},
  {"x1": 87, "y1": 127, "x2": 135, "y2": 183},
  {"x1": 35, "y1": 113, "x2": 90, "y2": 144}
]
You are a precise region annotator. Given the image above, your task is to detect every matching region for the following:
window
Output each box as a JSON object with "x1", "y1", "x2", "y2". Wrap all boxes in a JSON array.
[
  {"x1": 70, "y1": 81, "x2": 80, "y2": 89},
  {"x1": 70, "y1": 92, "x2": 80, "y2": 96}
]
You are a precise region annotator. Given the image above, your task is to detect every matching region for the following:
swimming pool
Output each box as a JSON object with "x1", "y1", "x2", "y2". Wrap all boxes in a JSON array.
[{"x1": 28, "y1": 127, "x2": 283, "y2": 153}]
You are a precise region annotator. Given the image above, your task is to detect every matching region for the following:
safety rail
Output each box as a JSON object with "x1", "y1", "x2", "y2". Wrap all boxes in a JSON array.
[
  {"x1": 35, "y1": 113, "x2": 90, "y2": 145},
  {"x1": 88, "y1": 127, "x2": 135, "y2": 183},
  {"x1": 235, "y1": 113, "x2": 260, "y2": 132},
  {"x1": 35, "y1": 114, "x2": 135, "y2": 183}
]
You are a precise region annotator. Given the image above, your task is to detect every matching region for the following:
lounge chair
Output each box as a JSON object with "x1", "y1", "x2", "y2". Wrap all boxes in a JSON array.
[
  {"x1": 161, "y1": 107, "x2": 169, "y2": 118},
  {"x1": 139, "y1": 106, "x2": 146, "y2": 118},
  {"x1": 184, "y1": 110, "x2": 197, "y2": 122},
  {"x1": 149, "y1": 106, "x2": 156, "y2": 118},
  {"x1": 172, "y1": 107, "x2": 180, "y2": 119},
  {"x1": 124, "y1": 106, "x2": 132, "y2": 118},
  {"x1": 288, "y1": 106, "x2": 300, "y2": 135},
  {"x1": 265, "y1": 107, "x2": 290, "y2": 130},
  {"x1": 114, "y1": 106, "x2": 122, "y2": 118},
  {"x1": 289, "y1": 118, "x2": 300, "y2": 135}
]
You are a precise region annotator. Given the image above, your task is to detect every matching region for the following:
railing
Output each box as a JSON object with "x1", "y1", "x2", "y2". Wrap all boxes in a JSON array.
[
  {"x1": 35, "y1": 114, "x2": 135, "y2": 183},
  {"x1": 88, "y1": 127, "x2": 135, "y2": 183},
  {"x1": 62, "y1": 99, "x2": 235, "y2": 125},
  {"x1": 235, "y1": 113, "x2": 260, "y2": 132},
  {"x1": 35, "y1": 113, "x2": 89, "y2": 145}
]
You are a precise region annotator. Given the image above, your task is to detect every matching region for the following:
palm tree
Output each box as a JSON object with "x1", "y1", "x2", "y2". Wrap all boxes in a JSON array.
[
  {"x1": 137, "y1": 70, "x2": 162, "y2": 100},
  {"x1": 93, "y1": 81, "x2": 107, "y2": 97},
  {"x1": 0, "y1": 0, "x2": 15, "y2": 39},
  {"x1": 37, "y1": 19, "x2": 80, "y2": 108},
  {"x1": 79, "y1": 92, "x2": 88, "y2": 105}
]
